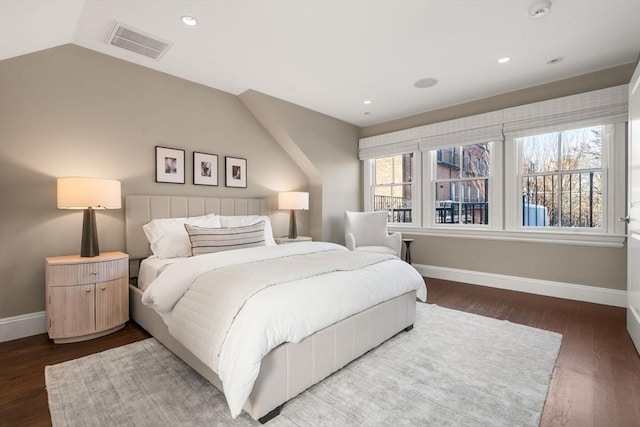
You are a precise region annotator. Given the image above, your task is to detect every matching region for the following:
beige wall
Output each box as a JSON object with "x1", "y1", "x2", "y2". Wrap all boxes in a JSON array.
[
  {"x1": 0, "y1": 44, "x2": 314, "y2": 318},
  {"x1": 409, "y1": 237, "x2": 626, "y2": 289},
  {"x1": 239, "y1": 90, "x2": 361, "y2": 243},
  {"x1": 361, "y1": 64, "x2": 634, "y2": 291}
]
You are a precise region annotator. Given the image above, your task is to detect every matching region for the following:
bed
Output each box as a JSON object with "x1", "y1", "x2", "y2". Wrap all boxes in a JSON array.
[{"x1": 125, "y1": 195, "x2": 426, "y2": 423}]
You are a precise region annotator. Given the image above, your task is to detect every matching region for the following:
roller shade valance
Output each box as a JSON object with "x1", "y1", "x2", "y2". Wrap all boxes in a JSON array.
[{"x1": 359, "y1": 85, "x2": 628, "y2": 159}]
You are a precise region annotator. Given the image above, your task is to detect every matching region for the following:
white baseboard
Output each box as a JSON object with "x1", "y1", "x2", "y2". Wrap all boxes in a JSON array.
[
  {"x1": 413, "y1": 264, "x2": 627, "y2": 308},
  {"x1": 0, "y1": 311, "x2": 47, "y2": 343}
]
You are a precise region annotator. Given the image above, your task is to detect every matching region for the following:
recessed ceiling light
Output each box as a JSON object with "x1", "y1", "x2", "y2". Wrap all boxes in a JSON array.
[
  {"x1": 414, "y1": 78, "x2": 438, "y2": 89},
  {"x1": 181, "y1": 16, "x2": 198, "y2": 26},
  {"x1": 546, "y1": 56, "x2": 564, "y2": 65},
  {"x1": 498, "y1": 57, "x2": 511, "y2": 64},
  {"x1": 529, "y1": 0, "x2": 551, "y2": 18},
  {"x1": 363, "y1": 100, "x2": 372, "y2": 105}
]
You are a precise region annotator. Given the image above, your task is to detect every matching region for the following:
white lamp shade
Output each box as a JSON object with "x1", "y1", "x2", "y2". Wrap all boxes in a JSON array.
[
  {"x1": 57, "y1": 177, "x2": 122, "y2": 209},
  {"x1": 278, "y1": 191, "x2": 309, "y2": 210}
]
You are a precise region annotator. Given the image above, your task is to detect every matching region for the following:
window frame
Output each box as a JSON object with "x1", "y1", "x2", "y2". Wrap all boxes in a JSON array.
[
  {"x1": 424, "y1": 141, "x2": 503, "y2": 230},
  {"x1": 364, "y1": 153, "x2": 422, "y2": 227},
  {"x1": 361, "y1": 86, "x2": 628, "y2": 248},
  {"x1": 504, "y1": 121, "x2": 626, "y2": 239},
  {"x1": 375, "y1": 122, "x2": 625, "y2": 248}
]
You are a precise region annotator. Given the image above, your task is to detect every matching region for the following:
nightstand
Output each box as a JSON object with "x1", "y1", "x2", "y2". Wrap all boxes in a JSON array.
[
  {"x1": 274, "y1": 236, "x2": 312, "y2": 244},
  {"x1": 45, "y1": 251, "x2": 129, "y2": 343}
]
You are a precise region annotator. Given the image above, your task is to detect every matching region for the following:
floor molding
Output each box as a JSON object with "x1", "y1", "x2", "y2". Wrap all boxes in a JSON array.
[
  {"x1": 413, "y1": 264, "x2": 627, "y2": 308},
  {"x1": 0, "y1": 311, "x2": 46, "y2": 343}
]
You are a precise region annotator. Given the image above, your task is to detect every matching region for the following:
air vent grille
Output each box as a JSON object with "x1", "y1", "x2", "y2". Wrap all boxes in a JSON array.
[{"x1": 105, "y1": 22, "x2": 172, "y2": 60}]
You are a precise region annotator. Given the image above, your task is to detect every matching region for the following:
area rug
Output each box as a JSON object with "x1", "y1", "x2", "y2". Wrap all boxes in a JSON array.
[{"x1": 45, "y1": 304, "x2": 562, "y2": 427}]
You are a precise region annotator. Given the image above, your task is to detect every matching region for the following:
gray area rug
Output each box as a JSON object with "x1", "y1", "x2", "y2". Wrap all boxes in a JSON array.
[{"x1": 46, "y1": 304, "x2": 562, "y2": 427}]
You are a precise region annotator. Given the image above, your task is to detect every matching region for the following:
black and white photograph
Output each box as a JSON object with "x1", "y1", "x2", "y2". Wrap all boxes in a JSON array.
[
  {"x1": 225, "y1": 156, "x2": 247, "y2": 188},
  {"x1": 155, "y1": 146, "x2": 185, "y2": 184},
  {"x1": 193, "y1": 151, "x2": 218, "y2": 186}
]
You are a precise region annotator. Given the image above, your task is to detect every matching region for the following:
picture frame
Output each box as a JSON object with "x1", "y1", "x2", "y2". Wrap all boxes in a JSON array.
[
  {"x1": 225, "y1": 156, "x2": 247, "y2": 188},
  {"x1": 155, "y1": 146, "x2": 185, "y2": 184},
  {"x1": 193, "y1": 151, "x2": 218, "y2": 186}
]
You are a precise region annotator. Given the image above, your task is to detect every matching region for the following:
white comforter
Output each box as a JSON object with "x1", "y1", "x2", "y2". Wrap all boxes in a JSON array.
[{"x1": 142, "y1": 242, "x2": 426, "y2": 417}]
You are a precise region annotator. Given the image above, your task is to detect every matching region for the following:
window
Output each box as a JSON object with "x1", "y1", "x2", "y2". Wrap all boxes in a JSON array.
[
  {"x1": 371, "y1": 153, "x2": 415, "y2": 223},
  {"x1": 433, "y1": 143, "x2": 491, "y2": 225},
  {"x1": 518, "y1": 126, "x2": 605, "y2": 229},
  {"x1": 360, "y1": 86, "x2": 627, "y2": 246},
  {"x1": 506, "y1": 121, "x2": 625, "y2": 241}
]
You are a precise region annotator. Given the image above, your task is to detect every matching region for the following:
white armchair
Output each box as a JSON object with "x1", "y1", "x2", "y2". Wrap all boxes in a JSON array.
[{"x1": 344, "y1": 210, "x2": 402, "y2": 257}]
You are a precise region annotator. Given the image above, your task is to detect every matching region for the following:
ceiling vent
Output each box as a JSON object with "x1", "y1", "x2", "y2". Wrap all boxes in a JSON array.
[{"x1": 105, "y1": 22, "x2": 172, "y2": 60}]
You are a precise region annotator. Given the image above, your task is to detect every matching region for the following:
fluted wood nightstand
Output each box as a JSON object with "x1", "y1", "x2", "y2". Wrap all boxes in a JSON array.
[{"x1": 45, "y1": 251, "x2": 129, "y2": 343}]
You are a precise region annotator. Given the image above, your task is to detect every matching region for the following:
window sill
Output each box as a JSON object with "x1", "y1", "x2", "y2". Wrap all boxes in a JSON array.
[{"x1": 387, "y1": 224, "x2": 626, "y2": 248}]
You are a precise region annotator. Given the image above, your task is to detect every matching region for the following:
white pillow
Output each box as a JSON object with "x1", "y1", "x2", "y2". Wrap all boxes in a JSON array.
[
  {"x1": 185, "y1": 221, "x2": 266, "y2": 255},
  {"x1": 218, "y1": 215, "x2": 276, "y2": 246},
  {"x1": 143, "y1": 214, "x2": 222, "y2": 259}
]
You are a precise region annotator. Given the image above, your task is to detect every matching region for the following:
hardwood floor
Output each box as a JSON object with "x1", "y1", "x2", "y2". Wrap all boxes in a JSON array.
[
  {"x1": 1, "y1": 279, "x2": 638, "y2": 426},
  {"x1": 427, "y1": 279, "x2": 640, "y2": 427},
  {"x1": 0, "y1": 323, "x2": 150, "y2": 427}
]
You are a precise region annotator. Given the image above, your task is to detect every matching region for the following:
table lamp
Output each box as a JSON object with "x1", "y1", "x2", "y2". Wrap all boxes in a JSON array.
[
  {"x1": 278, "y1": 191, "x2": 309, "y2": 239},
  {"x1": 57, "y1": 177, "x2": 122, "y2": 257}
]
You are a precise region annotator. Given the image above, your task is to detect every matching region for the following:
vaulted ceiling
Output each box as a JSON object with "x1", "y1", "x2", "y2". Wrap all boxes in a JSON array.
[{"x1": 2, "y1": 0, "x2": 639, "y2": 127}]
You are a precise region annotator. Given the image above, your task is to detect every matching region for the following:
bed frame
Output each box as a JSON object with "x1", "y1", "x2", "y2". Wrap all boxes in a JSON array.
[{"x1": 125, "y1": 195, "x2": 417, "y2": 422}]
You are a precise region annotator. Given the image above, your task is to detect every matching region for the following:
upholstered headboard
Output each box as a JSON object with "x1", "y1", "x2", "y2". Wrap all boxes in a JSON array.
[{"x1": 125, "y1": 195, "x2": 272, "y2": 260}]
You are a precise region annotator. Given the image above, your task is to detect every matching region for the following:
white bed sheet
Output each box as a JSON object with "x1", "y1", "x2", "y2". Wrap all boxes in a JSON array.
[
  {"x1": 137, "y1": 256, "x2": 183, "y2": 291},
  {"x1": 142, "y1": 242, "x2": 426, "y2": 418}
]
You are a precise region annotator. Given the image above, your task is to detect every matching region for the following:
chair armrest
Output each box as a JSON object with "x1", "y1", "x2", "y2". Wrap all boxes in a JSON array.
[
  {"x1": 384, "y1": 232, "x2": 403, "y2": 258},
  {"x1": 345, "y1": 233, "x2": 356, "y2": 251}
]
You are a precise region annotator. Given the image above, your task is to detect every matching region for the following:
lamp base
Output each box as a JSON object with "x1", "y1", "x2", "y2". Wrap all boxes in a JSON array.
[
  {"x1": 288, "y1": 209, "x2": 298, "y2": 239},
  {"x1": 81, "y1": 208, "x2": 100, "y2": 257}
]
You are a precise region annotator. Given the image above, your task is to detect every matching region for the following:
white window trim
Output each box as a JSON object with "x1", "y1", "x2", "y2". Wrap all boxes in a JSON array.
[
  {"x1": 364, "y1": 153, "x2": 422, "y2": 227},
  {"x1": 422, "y1": 141, "x2": 503, "y2": 230},
  {"x1": 385, "y1": 225, "x2": 625, "y2": 248},
  {"x1": 363, "y1": 85, "x2": 628, "y2": 248},
  {"x1": 504, "y1": 121, "x2": 626, "y2": 239},
  {"x1": 609, "y1": 122, "x2": 627, "y2": 237}
]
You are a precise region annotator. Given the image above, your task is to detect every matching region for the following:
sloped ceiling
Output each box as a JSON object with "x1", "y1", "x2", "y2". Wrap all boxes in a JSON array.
[{"x1": 1, "y1": 0, "x2": 639, "y2": 127}]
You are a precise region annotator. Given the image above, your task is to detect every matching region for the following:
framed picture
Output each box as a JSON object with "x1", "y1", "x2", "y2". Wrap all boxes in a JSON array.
[
  {"x1": 193, "y1": 152, "x2": 218, "y2": 186},
  {"x1": 155, "y1": 146, "x2": 185, "y2": 184},
  {"x1": 225, "y1": 156, "x2": 247, "y2": 188}
]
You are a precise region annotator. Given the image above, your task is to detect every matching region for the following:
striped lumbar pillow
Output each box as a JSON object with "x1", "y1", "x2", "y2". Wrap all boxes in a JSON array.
[{"x1": 185, "y1": 221, "x2": 266, "y2": 255}]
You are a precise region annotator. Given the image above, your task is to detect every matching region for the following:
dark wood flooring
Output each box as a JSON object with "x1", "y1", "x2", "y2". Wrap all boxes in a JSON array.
[
  {"x1": 1, "y1": 278, "x2": 638, "y2": 426},
  {"x1": 0, "y1": 323, "x2": 150, "y2": 427},
  {"x1": 427, "y1": 279, "x2": 640, "y2": 427}
]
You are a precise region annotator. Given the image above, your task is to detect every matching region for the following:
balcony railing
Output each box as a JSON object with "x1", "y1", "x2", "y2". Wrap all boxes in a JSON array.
[
  {"x1": 436, "y1": 201, "x2": 488, "y2": 224},
  {"x1": 522, "y1": 172, "x2": 600, "y2": 228},
  {"x1": 374, "y1": 195, "x2": 412, "y2": 223}
]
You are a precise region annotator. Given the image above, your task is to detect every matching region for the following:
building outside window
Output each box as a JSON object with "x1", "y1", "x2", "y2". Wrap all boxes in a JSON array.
[
  {"x1": 434, "y1": 143, "x2": 491, "y2": 225},
  {"x1": 372, "y1": 153, "x2": 414, "y2": 223}
]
